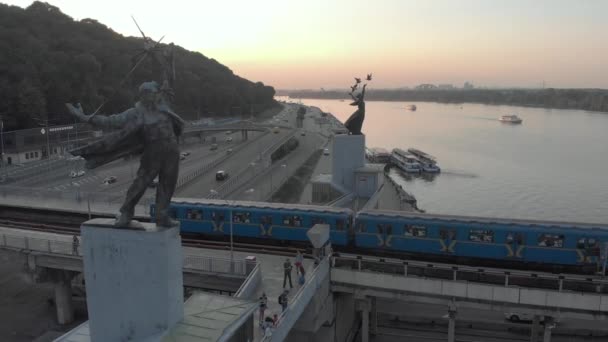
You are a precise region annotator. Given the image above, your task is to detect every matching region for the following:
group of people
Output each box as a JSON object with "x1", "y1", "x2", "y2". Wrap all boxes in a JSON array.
[
  {"x1": 258, "y1": 251, "x2": 307, "y2": 337},
  {"x1": 283, "y1": 251, "x2": 306, "y2": 289}
]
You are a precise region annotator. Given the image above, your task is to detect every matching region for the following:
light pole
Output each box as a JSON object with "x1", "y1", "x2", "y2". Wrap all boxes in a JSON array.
[
  {"x1": 210, "y1": 189, "x2": 234, "y2": 270},
  {"x1": 0, "y1": 118, "x2": 4, "y2": 176}
]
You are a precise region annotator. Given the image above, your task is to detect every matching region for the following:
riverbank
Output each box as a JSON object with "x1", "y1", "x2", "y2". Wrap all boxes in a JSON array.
[{"x1": 284, "y1": 88, "x2": 608, "y2": 114}]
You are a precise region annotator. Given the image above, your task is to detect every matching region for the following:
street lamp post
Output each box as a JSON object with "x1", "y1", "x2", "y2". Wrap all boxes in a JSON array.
[
  {"x1": 210, "y1": 189, "x2": 234, "y2": 270},
  {"x1": 0, "y1": 118, "x2": 4, "y2": 175}
]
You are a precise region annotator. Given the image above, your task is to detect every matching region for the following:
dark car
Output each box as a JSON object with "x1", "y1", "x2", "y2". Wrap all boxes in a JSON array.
[{"x1": 215, "y1": 170, "x2": 229, "y2": 181}]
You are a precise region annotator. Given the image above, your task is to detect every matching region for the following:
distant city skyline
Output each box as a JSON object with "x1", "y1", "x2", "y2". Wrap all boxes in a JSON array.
[{"x1": 5, "y1": 0, "x2": 608, "y2": 89}]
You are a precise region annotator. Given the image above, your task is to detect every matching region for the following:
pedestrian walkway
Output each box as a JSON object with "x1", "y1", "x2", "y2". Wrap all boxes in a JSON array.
[{"x1": 184, "y1": 246, "x2": 314, "y2": 340}]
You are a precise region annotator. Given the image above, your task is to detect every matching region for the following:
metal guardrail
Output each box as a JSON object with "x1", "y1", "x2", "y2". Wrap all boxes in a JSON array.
[
  {"x1": 333, "y1": 254, "x2": 608, "y2": 294},
  {"x1": 0, "y1": 232, "x2": 251, "y2": 276},
  {"x1": 0, "y1": 185, "x2": 124, "y2": 206}
]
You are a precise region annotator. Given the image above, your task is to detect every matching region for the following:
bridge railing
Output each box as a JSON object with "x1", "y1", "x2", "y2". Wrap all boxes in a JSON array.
[
  {"x1": 0, "y1": 232, "x2": 252, "y2": 276},
  {"x1": 333, "y1": 253, "x2": 608, "y2": 294}
]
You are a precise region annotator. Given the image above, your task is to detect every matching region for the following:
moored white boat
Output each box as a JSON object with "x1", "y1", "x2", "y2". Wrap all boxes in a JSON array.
[
  {"x1": 408, "y1": 148, "x2": 441, "y2": 173},
  {"x1": 391, "y1": 148, "x2": 421, "y2": 173}
]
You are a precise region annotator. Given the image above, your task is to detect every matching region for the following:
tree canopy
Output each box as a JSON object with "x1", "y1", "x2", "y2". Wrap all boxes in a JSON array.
[{"x1": 0, "y1": 2, "x2": 276, "y2": 130}]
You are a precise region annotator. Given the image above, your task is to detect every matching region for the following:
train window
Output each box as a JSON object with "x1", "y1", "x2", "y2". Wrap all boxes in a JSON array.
[
  {"x1": 537, "y1": 234, "x2": 564, "y2": 248},
  {"x1": 312, "y1": 217, "x2": 326, "y2": 225},
  {"x1": 506, "y1": 233, "x2": 524, "y2": 245},
  {"x1": 336, "y1": 219, "x2": 345, "y2": 231},
  {"x1": 260, "y1": 215, "x2": 273, "y2": 225},
  {"x1": 440, "y1": 229, "x2": 457, "y2": 240},
  {"x1": 577, "y1": 237, "x2": 600, "y2": 250},
  {"x1": 405, "y1": 225, "x2": 427, "y2": 237},
  {"x1": 186, "y1": 209, "x2": 203, "y2": 220},
  {"x1": 283, "y1": 215, "x2": 302, "y2": 227},
  {"x1": 211, "y1": 211, "x2": 225, "y2": 222},
  {"x1": 577, "y1": 238, "x2": 586, "y2": 249},
  {"x1": 469, "y1": 229, "x2": 494, "y2": 243},
  {"x1": 233, "y1": 212, "x2": 251, "y2": 223}
]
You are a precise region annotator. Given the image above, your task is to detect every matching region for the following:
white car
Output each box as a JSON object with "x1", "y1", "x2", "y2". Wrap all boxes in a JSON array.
[
  {"x1": 70, "y1": 170, "x2": 85, "y2": 178},
  {"x1": 102, "y1": 176, "x2": 117, "y2": 185},
  {"x1": 226, "y1": 137, "x2": 233, "y2": 142},
  {"x1": 323, "y1": 148, "x2": 330, "y2": 156},
  {"x1": 504, "y1": 312, "x2": 545, "y2": 323}
]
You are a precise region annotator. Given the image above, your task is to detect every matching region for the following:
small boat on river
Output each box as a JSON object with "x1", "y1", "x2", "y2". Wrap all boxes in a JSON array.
[
  {"x1": 406, "y1": 104, "x2": 417, "y2": 111},
  {"x1": 499, "y1": 115, "x2": 522, "y2": 124}
]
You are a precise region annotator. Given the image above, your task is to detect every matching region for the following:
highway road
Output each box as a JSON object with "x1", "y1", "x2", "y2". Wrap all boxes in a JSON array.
[
  {"x1": 15, "y1": 130, "x2": 257, "y2": 194},
  {"x1": 371, "y1": 300, "x2": 608, "y2": 342},
  {"x1": 228, "y1": 105, "x2": 337, "y2": 202}
]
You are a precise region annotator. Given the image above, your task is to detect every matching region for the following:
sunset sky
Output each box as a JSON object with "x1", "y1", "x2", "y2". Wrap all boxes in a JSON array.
[{"x1": 6, "y1": 0, "x2": 608, "y2": 89}]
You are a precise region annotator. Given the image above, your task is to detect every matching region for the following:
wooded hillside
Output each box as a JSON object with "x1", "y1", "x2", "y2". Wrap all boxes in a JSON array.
[{"x1": 0, "y1": 2, "x2": 276, "y2": 130}]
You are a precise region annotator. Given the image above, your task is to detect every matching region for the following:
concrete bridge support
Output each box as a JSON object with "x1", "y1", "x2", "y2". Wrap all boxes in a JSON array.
[
  {"x1": 51, "y1": 270, "x2": 76, "y2": 325},
  {"x1": 356, "y1": 297, "x2": 371, "y2": 342}
]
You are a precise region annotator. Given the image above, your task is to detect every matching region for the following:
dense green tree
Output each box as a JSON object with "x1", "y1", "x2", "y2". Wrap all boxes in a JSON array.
[{"x1": 0, "y1": 1, "x2": 276, "y2": 130}]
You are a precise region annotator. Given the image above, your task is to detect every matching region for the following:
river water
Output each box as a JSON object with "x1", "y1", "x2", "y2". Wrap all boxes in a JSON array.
[{"x1": 293, "y1": 98, "x2": 608, "y2": 223}]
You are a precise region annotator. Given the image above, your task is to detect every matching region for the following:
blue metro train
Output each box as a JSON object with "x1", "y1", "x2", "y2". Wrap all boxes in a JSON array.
[{"x1": 153, "y1": 198, "x2": 608, "y2": 273}]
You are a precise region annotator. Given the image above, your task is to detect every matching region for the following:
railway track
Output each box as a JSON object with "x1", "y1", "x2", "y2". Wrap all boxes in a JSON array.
[{"x1": 0, "y1": 204, "x2": 308, "y2": 256}]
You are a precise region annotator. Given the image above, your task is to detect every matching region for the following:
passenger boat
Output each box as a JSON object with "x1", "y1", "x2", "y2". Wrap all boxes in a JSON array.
[
  {"x1": 365, "y1": 147, "x2": 391, "y2": 164},
  {"x1": 391, "y1": 148, "x2": 421, "y2": 173},
  {"x1": 499, "y1": 115, "x2": 522, "y2": 124},
  {"x1": 408, "y1": 148, "x2": 441, "y2": 173},
  {"x1": 406, "y1": 104, "x2": 417, "y2": 111}
]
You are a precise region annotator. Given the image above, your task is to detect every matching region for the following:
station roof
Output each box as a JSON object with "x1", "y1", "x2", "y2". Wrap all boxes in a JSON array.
[{"x1": 54, "y1": 292, "x2": 257, "y2": 342}]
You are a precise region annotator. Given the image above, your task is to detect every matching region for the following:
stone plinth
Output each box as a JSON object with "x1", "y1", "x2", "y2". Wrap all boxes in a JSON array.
[
  {"x1": 332, "y1": 134, "x2": 365, "y2": 190},
  {"x1": 81, "y1": 219, "x2": 183, "y2": 342}
]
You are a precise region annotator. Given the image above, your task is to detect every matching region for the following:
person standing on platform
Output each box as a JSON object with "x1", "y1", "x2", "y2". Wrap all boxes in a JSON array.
[
  {"x1": 298, "y1": 265, "x2": 306, "y2": 285},
  {"x1": 295, "y1": 251, "x2": 303, "y2": 275},
  {"x1": 278, "y1": 290, "x2": 289, "y2": 312},
  {"x1": 283, "y1": 258, "x2": 293, "y2": 288},
  {"x1": 258, "y1": 293, "x2": 267, "y2": 326},
  {"x1": 72, "y1": 235, "x2": 79, "y2": 255}
]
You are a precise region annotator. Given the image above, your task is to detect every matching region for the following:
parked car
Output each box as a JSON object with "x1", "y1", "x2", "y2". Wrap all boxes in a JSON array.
[
  {"x1": 273, "y1": 127, "x2": 280, "y2": 134},
  {"x1": 226, "y1": 137, "x2": 233, "y2": 142},
  {"x1": 215, "y1": 170, "x2": 229, "y2": 181},
  {"x1": 226, "y1": 148, "x2": 233, "y2": 154},
  {"x1": 504, "y1": 312, "x2": 545, "y2": 323},
  {"x1": 300, "y1": 131, "x2": 306, "y2": 136},
  {"x1": 181, "y1": 151, "x2": 190, "y2": 156},
  {"x1": 323, "y1": 148, "x2": 330, "y2": 156},
  {"x1": 210, "y1": 144, "x2": 218, "y2": 151},
  {"x1": 102, "y1": 176, "x2": 117, "y2": 185},
  {"x1": 70, "y1": 170, "x2": 86, "y2": 178}
]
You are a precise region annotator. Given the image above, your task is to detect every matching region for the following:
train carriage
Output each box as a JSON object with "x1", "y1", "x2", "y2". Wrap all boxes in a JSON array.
[
  {"x1": 355, "y1": 210, "x2": 608, "y2": 272},
  {"x1": 152, "y1": 198, "x2": 353, "y2": 245}
]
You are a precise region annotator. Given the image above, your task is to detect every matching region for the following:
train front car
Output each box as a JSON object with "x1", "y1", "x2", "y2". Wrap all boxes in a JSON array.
[
  {"x1": 355, "y1": 209, "x2": 608, "y2": 274},
  {"x1": 154, "y1": 199, "x2": 354, "y2": 246}
]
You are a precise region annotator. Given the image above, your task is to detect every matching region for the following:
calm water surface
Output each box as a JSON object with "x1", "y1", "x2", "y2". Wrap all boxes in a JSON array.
[{"x1": 297, "y1": 99, "x2": 608, "y2": 223}]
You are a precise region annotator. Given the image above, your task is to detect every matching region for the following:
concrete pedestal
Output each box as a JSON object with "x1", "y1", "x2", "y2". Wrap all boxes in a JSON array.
[
  {"x1": 332, "y1": 134, "x2": 365, "y2": 191},
  {"x1": 81, "y1": 219, "x2": 183, "y2": 342}
]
